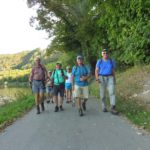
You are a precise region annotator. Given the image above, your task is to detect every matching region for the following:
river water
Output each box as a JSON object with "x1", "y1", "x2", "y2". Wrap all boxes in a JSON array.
[{"x1": 0, "y1": 87, "x2": 31, "y2": 106}]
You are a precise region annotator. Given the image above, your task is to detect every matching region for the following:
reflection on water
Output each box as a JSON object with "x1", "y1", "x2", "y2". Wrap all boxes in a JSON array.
[{"x1": 0, "y1": 87, "x2": 31, "y2": 106}]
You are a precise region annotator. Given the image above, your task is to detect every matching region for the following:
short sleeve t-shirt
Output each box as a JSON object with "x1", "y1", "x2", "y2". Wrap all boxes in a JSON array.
[
  {"x1": 72, "y1": 65, "x2": 90, "y2": 87},
  {"x1": 96, "y1": 59, "x2": 116, "y2": 75}
]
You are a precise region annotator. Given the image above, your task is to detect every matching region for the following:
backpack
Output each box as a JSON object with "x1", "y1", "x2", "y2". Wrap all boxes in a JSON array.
[{"x1": 53, "y1": 69, "x2": 64, "y2": 76}]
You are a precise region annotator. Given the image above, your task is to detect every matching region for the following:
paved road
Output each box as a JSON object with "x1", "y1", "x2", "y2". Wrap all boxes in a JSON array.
[{"x1": 0, "y1": 97, "x2": 150, "y2": 150}]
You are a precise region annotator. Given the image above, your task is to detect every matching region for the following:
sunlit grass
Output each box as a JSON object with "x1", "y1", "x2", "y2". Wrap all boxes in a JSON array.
[{"x1": 0, "y1": 93, "x2": 34, "y2": 131}]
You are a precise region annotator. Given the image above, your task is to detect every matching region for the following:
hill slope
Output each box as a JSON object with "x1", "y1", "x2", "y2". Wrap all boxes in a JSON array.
[{"x1": 0, "y1": 49, "x2": 47, "y2": 70}]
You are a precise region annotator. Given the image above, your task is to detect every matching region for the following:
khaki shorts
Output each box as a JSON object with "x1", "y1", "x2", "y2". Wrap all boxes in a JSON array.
[{"x1": 74, "y1": 85, "x2": 88, "y2": 99}]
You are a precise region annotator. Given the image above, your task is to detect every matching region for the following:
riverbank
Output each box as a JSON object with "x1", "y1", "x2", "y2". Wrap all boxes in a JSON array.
[
  {"x1": 0, "y1": 87, "x2": 30, "y2": 106},
  {"x1": 0, "y1": 93, "x2": 34, "y2": 131}
]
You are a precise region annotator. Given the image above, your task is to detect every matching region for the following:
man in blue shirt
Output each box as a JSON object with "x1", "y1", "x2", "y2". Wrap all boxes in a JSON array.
[
  {"x1": 95, "y1": 49, "x2": 118, "y2": 115},
  {"x1": 72, "y1": 55, "x2": 91, "y2": 116}
]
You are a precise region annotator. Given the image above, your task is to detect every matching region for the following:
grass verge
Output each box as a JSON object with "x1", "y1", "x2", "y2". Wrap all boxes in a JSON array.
[
  {"x1": 117, "y1": 96, "x2": 150, "y2": 131},
  {"x1": 0, "y1": 93, "x2": 34, "y2": 131}
]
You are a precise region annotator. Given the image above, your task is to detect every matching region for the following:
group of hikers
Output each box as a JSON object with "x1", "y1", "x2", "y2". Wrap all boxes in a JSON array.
[{"x1": 29, "y1": 49, "x2": 118, "y2": 116}]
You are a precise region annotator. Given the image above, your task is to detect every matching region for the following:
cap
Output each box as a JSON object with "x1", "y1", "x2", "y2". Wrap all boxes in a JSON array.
[
  {"x1": 48, "y1": 70, "x2": 52, "y2": 73},
  {"x1": 76, "y1": 55, "x2": 83, "y2": 60}
]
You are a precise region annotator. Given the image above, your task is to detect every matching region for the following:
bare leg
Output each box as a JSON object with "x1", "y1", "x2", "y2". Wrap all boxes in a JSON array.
[
  {"x1": 77, "y1": 97, "x2": 83, "y2": 116},
  {"x1": 34, "y1": 93, "x2": 40, "y2": 114},
  {"x1": 59, "y1": 96, "x2": 64, "y2": 111},
  {"x1": 54, "y1": 96, "x2": 59, "y2": 112},
  {"x1": 69, "y1": 89, "x2": 72, "y2": 102},
  {"x1": 66, "y1": 90, "x2": 69, "y2": 102},
  {"x1": 40, "y1": 92, "x2": 45, "y2": 111}
]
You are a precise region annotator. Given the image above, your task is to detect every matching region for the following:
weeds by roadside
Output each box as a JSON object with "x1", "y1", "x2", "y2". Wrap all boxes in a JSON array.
[{"x1": 0, "y1": 93, "x2": 34, "y2": 131}]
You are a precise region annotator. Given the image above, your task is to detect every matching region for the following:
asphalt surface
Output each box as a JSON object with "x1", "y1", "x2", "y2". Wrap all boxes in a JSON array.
[{"x1": 0, "y1": 97, "x2": 150, "y2": 150}]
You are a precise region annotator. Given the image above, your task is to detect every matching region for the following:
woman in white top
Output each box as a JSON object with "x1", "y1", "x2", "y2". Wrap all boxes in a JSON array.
[{"x1": 65, "y1": 66, "x2": 72, "y2": 103}]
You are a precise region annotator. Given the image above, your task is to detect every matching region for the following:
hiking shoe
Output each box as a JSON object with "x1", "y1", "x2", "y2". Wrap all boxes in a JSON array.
[
  {"x1": 36, "y1": 105, "x2": 40, "y2": 114},
  {"x1": 54, "y1": 106, "x2": 59, "y2": 112},
  {"x1": 60, "y1": 105, "x2": 64, "y2": 111},
  {"x1": 110, "y1": 106, "x2": 119, "y2": 115},
  {"x1": 78, "y1": 108, "x2": 84, "y2": 116},
  {"x1": 82, "y1": 102, "x2": 86, "y2": 111},
  {"x1": 41, "y1": 102, "x2": 45, "y2": 111},
  {"x1": 102, "y1": 108, "x2": 108, "y2": 112}
]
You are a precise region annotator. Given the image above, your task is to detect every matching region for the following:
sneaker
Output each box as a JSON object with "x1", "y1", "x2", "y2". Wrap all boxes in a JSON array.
[
  {"x1": 78, "y1": 108, "x2": 83, "y2": 116},
  {"x1": 54, "y1": 106, "x2": 59, "y2": 112},
  {"x1": 82, "y1": 102, "x2": 86, "y2": 111},
  {"x1": 60, "y1": 105, "x2": 64, "y2": 111},
  {"x1": 36, "y1": 105, "x2": 40, "y2": 114},
  {"x1": 102, "y1": 108, "x2": 108, "y2": 112},
  {"x1": 110, "y1": 106, "x2": 119, "y2": 115}
]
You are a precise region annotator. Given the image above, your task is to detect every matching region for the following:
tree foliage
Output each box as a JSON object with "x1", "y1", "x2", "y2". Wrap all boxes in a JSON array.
[{"x1": 27, "y1": 0, "x2": 150, "y2": 66}]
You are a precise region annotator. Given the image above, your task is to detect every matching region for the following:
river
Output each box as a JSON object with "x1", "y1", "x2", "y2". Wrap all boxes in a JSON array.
[{"x1": 0, "y1": 87, "x2": 31, "y2": 106}]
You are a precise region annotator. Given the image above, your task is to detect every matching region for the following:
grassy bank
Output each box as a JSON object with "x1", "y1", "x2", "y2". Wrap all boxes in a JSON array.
[
  {"x1": 0, "y1": 92, "x2": 34, "y2": 131},
  {"x1": 89, "y1": 65, "x2": 150, "y2": 132}
]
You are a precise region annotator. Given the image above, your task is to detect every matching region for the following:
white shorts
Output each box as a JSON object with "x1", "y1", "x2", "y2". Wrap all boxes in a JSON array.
[{"x1": 74, "y1": 85, "x2": 88, "y2": 99}]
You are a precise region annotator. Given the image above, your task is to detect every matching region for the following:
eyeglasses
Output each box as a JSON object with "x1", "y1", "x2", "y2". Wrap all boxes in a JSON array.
[{"x1": 103, "y1": 52, "x2": 108, "y2": 55}]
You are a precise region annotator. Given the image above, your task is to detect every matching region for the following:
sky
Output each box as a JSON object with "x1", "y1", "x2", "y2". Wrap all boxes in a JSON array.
[{"x1": 0, "y1": 0, "x2": 51, "y2": 54}]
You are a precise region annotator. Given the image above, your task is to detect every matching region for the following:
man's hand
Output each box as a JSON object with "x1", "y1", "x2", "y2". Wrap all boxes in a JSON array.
[
  {"x1": 96, "y1": 79, "x2": 101, "y2": 83},
  {"x1": 80, "y1": 76, "x2": 87, "y2": 81}
]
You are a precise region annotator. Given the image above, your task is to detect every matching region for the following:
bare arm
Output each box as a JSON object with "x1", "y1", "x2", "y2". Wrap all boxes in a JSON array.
[
  {"x1": 72, "y1": 75, "x2": 75, "y2": 90},
  {"x1": 95, "y1": 67, "x2": 99, "y2": 81},
  {"x1": 29, "y1": 68, "x2": 34, "y2": 82}
]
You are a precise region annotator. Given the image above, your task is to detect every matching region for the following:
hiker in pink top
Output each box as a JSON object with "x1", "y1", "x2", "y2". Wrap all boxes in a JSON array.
[{"x1": 29, "y1": 57, "x2": 48, "y2": 114}]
